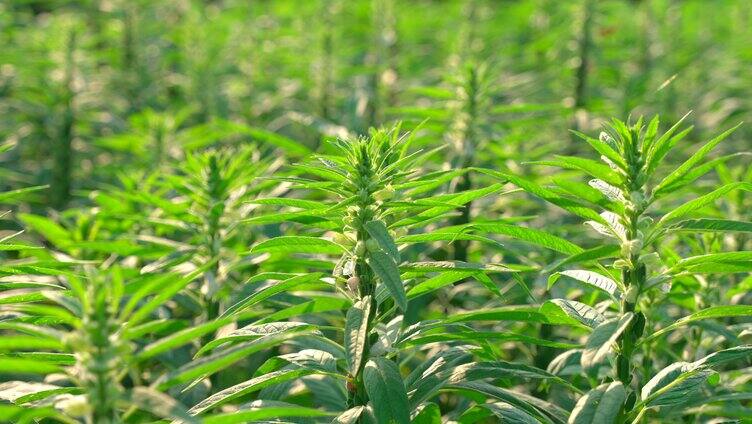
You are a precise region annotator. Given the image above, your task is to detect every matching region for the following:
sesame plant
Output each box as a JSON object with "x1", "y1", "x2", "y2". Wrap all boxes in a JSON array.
[
  {"x1": 479, "y1": 115, "x2": 752, "y2": 422},
  {"x1": 0, "y1": 262, "x2": 212, "y2": 423},
  {"x1": 2, "y1": 2, "x2": 752, "y2": 424},
  {"x1": 172, "y1": 126, "x2": 585, "y2": 423}
]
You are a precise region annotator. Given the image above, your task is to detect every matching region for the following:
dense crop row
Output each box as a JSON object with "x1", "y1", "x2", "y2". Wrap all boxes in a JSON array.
[{"x1": 1, "y1": 1, "x2": 751, "y2": 423}]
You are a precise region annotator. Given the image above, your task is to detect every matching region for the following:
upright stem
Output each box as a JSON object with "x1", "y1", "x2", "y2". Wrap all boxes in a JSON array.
[
  {"x1": 616, "y1": 127, "x2": 648, "y2": 402},
  {"x1": 366, "y1": 0, "x2": 397, "y2": 129},
  {"x1": 571, "y1": 0, "x2": 593, "y2": 141},
  {"x1": 317, "y1": 1, "x2": 336, "y2": 121},
  {"x1": 51, "y1": 29, "x2": 76, "y2": 210},
  {"x1": 122, "y1": 3, "x2": 138, "y2": 113},
  {"x1": 203, "y1": 155, "x2": 225, "y2": 325},
  {"x1": 574, "y1": 0, "x2": 592, "y2": 110},
  {"x1": 346, "y1": 155, "x2": 380, "y2": 408},
  {"x1": 449, "y1": 66, "x2": 479, "y2": 262}
]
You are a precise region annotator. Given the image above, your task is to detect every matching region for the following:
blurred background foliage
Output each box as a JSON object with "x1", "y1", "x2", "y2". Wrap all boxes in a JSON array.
[{"x1": 1, "y1": 0, "x2": 750, "y2": 212}]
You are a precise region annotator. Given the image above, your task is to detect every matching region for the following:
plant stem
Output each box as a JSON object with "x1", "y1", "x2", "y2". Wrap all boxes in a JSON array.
[
  {"x1": 449, "y1": 66, "x2": 479, "y2": 262},
  {"x1": 51, "y1": 29, "x2": 76, "y2": 210}
]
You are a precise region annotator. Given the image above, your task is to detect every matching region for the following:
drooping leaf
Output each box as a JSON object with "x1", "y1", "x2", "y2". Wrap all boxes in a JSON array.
[
  {"x1": 127, "y1": 387, "x2": 199, "y2": 423},
  {"x1": 568, "y1": 382, "x2": 627, "y2": 424},
  {"x1": 344, "y1": 296, "x2": 372, "y2": 375},
  {"x1": 548, "y1": 270, "x2": 620, "y2": 298},
  {"x1": 368, "y1": 251, "x2": 407, "y2": 312},
  {"x1": 363, "y1": 357, "x2": 410, "y2": 424},
  {"x1": 460, "y1": 401, "x2": 540, "y2": 424},
  {"x1": 365, "y1": 220, "x2": 400, "y2": 262},
  {"x1": 541, "y1": 299, "x2": 605, "y2": 328},
  {"x1": 581, "y1": 313, "x2": 634, "y2": 369}
]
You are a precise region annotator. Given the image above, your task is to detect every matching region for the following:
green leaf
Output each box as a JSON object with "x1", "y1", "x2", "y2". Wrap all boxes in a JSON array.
[
  {"x1": 672, "y1": 251, "x2": 752, "y2": 273},
  {"x1": 568, "y1": 382, "x2": 627, "y2": 424},
  {"x1": 344, "y1": 296, "x2": 372, "y2": 375},
  {"x1": 528, "y1": 155, "x2": 622, "y2": 185},
  {"x1": 250, "y1": 236, "x2": 344, "y2": 255},
  {"x1": 692, "y1": 345, "x2": 752, "y2": 368},
  {"x1": 0, "y1": 244, "x2": 43, "y2": 251},
  {"x1": 157, "y1": 329, "x2": 312, "y2": 389},
  {"x1": 397, "y1": 231, "x2": 502, "y2": 248},
  {"x1": 401, "y1": 261, "x2": 532, "y2": 274},
  {"x1": 670, "y1": 218, "x2": 752, "y2": 233},
  {"x1": 570, "y1": 131, "x2": 627, "y2": 171},
  {"x1": 196, "y1": 322, "x2": 316, "y2": 357},
  {"x1": 446, "y1": 361, "x2": 578, "y2": 391},
  {"x1": 220, "y1": 273, "x2": 323, "y2": 318},
  {"x1": 0, "y1": 358, "x2": 60, "y2": 375},
  {"x1": 0, "y1": 336, "x2": 64, "y2": 352},
  {"x1": 645, "y1": 112, "x2": 693, "y2": 176},
  {"x1": 365, "y1": 220, "x2": 400, "y2": 262},
  {"x1": 17, "y1": 214, "x2": 70, "y2": 249},
  {"x1": 413, "y1": 403, "x2": 442, "y2": 424},
  {"x1": 473, "y1": 168, "x2": 605, "y2": 223},
  {"x1": 640, "y1": 346, "x2": 752, "y2": 410},
  {"x1": 202, "y1": 400, "x2": 335, "y2": 424},
  {"x1": 460, "y1": 401, "x2": 540, "y2": 424},
  {"x1": 641, "y1": 306, "x2": 752, "y2": 344},
  {"x1": 654, "y1": 123, "x2": 741, "y2": 193},
  {"x1": 658, "y1": 182, "x2": 752, "y2": 225},
  {"x1": 332, "y1": 406, "x2": 367, "y2": 424},
  {"x1": 452, "y1": 381, "x2": 566, "y2": 424},
  {"x1": 127, "y1": 263, "x2": 215, "y2": 327},
  {"x1": 189, "y1": 369, "x2": 314, "y2": 414},
  {"x1": 257, "y1": 295, "x2": 350, "y2": 323},
  {"x1": 640, "y1": 362, "x2": 712, "y2": 408},
  {"x1": 137, "y1": 317, "x2": 236, "y2": 361},
  {"x1": 363, "y1": 357, "x2": 410, "y2": 424},
  {"x1": 467, "y1": 222, "x2": 583, "y2": 254},
  {"x1": 368, "y1": 251, "x2": 407, "y2": 312},
  {"x1": 446, "y1": 305, "x2": 581, "y2": 326},
  {"x1": 543, "y1": 245, "x2": 620, "y2": 273},
  {"x1": 0, "y1": 382, "x2": 81, "y2": 405},
  {"x1": 541, "y1": 299, "x2": 605, "y2": 329},
  {"x1": 400, "y1": 330, "x2": 579, "y2": 349},
  {"x1": 548, "y1": 270, "x2": 620, "y2": 298},
  {"x1": 248, "y1": 197, "x2": 328, "y2": 209},
  {"x1": 407, "y1": 270, "x2": 477, "y2": 298},
  {"x1": 581, "y1": 313, "x2": 634, "y2": 369},
  {"x1": 655, "y1": 152, "x2": 751, "y2": 195},
  {"x1": 0, "y1": 186, "x2": 48, "y2": 203},
  {"x1": 254, "y1": 349, "x2": 337, "y2": 376},
  {"x1": 240, "y1": 126, "x2": 311, "y2": 157},
  {"x1": 127, "y1": 387, "x2": 199, "y2": 423}
]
